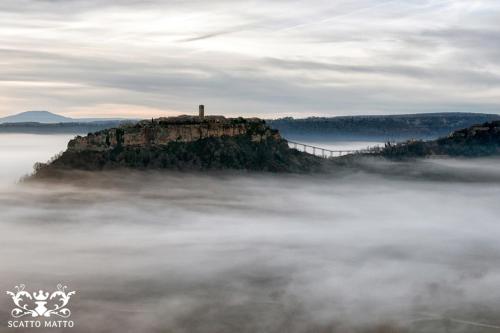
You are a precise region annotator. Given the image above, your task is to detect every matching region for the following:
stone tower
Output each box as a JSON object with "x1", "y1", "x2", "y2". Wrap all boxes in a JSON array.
[{"x1": 199, "y1": 105, "x2": 205, "y2": 118}]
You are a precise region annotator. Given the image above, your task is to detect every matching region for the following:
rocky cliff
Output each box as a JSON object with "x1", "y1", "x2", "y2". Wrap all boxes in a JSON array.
[
  {"x1": 67, "y1": 116, "x2": 278, "y2": 152},
  {"x1": 32, "y1": 115, "x2": 323, "y2": 176}
]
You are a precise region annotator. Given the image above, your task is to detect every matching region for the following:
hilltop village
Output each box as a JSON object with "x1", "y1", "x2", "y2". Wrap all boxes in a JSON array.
[{"x1": 32, "y1": 106, "x2": 324, "y2": 176}]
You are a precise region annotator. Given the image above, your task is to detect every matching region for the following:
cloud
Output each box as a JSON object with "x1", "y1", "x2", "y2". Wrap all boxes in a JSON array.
[{"x1": 0, "y1": 0, "x2": 499, "y2": 118}]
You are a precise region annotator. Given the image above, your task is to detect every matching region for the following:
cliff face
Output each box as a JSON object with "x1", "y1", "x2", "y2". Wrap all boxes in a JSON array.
[{"x1": 68, "y1": 116, "x2": 279, "y2": 152}]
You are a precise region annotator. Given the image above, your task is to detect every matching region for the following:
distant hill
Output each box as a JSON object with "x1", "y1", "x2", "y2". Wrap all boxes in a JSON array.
[
  {"x1": 0, "y1": 111, "x2": 74, "y2": 123},
  {"x1": 3, "y1": 111, "x2": 500, "y2": 140},
  {"x1": 0, "y1": 121, "x2": 129, "y2": 134},
  {"x1": 0, "y1": 111, "x2": 131, "y2": 124},
  {"x1": 378, "y1": 120, "x2": 500, "y2": 158},
  {"x1": 268, "y1": 112, "x2": 500, "y2": 141}
]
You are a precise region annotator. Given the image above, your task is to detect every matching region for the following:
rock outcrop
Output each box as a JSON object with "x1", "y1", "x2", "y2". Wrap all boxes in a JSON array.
[
  {"x1": 67, "y1": 116, "x2": 278, "y2": 152},
  {"x1": 32, "y1": 115, "x2": 324, "y2": 176}
]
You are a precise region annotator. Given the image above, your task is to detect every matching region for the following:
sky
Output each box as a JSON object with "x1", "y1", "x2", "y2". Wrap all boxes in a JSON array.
[{"x1": 0, "y1": 0, "x2": 499, "y2": 119}]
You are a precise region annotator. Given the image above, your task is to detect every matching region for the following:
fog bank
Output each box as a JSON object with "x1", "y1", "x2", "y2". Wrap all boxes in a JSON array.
[
  {"x1": 1, "y1": 134, "x2": 500, "y2": 332},
  {"x1": 0, "y1": 167, "x2": 499, "y2": 332}
]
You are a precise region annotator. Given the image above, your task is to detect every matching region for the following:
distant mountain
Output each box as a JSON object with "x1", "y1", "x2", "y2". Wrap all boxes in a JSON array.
[
  {"x1": 0, "y1": 111, "x2": 74, "y2": 123},
  {"x1": 268, "y1": 112, "x2": 500, "y2": 141},
  {"x1": 0, "y1": 111, "x2": 131, "y2": 124}
]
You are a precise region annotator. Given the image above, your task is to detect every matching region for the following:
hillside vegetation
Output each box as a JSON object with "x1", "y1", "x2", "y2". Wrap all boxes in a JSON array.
[{"x1": 268, "y1": 113, "x2": 500, "y2": 140}]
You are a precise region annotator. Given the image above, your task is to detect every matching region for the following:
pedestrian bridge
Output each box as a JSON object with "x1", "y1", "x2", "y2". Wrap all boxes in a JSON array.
[{"x1": 287, "y1": 140, "x2": 382, "y2": 158}]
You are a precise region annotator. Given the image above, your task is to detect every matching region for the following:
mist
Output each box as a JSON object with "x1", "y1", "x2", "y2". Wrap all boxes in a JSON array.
[
  {"x1": 0, "y1": 135, "x2": 500, "y2": 332},
  {"x1": 0, "y1": 134, "x2": 73, "y2": 185}
]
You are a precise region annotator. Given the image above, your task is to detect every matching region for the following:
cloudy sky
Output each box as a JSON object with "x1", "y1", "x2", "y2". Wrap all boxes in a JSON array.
[{"x1": 1, "y1": 0, "x2": 499, "y2": 118}]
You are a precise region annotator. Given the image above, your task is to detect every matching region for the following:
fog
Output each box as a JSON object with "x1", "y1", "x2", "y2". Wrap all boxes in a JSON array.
[
  {"x1": 0, "y1": 134, "x2": 500, "y2": 332},
  {"x1": 0, "y1": 134, "x2": 73, "y2": 185}
]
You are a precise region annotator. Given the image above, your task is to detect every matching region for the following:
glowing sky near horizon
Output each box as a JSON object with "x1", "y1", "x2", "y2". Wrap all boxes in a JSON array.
[{"x1": 1, "y1": 0, "x2": 499, "y2": 118}]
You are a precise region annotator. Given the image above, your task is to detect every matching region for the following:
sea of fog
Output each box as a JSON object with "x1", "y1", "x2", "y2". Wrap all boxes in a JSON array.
[{"x1": 0, "y1": 134, "x2": 500, "y2": 333}]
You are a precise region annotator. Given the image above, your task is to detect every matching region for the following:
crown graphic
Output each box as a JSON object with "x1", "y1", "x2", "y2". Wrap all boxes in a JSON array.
[
  {"x1": 6, "y1": 284, "x2": 76, "y2": 318},
  {"x1": 33, "y1": 290, "x2": 49, "y2": 301}
]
